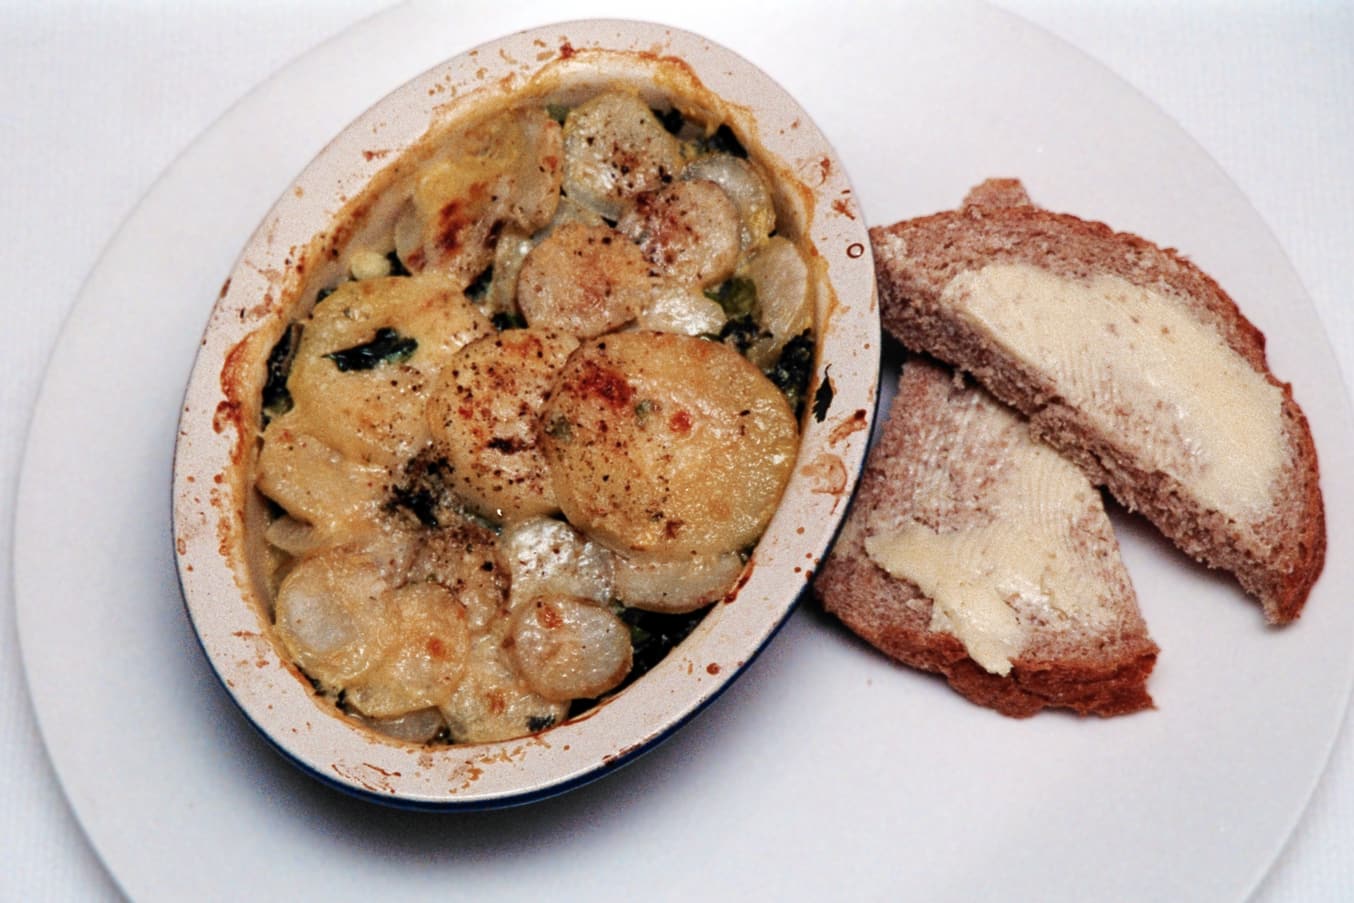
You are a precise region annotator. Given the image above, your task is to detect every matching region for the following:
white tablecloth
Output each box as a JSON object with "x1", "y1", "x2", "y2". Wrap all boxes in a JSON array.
[{"x1": 3, "y1": 2, "x2": 1349, "y2": 899}]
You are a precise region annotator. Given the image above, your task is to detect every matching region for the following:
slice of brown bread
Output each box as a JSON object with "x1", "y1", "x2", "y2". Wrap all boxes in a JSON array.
[
  {"x1": 816, "y1": 357, "x2": 1158, "y2": 717},
  {"x1": 870, "y1": 180, "x2": 1325, "y2": 623}
]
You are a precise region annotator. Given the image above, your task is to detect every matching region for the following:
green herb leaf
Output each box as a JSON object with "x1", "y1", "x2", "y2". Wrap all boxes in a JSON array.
[
  {"x1": 385, "y1": 249, "x2": 411, "y2": 277},
  {"x1": 767, "y1": 329, "x2": 816, "y2": 416},
  {"x1": 262, "y1": 323, "x2": 301, "y2": 423},
  {"x1": 527, "y1": 714, "x2": 557, "y2": 732},
  {"x1": 325, "y1": 327, "x2": 417, "y2": 372},
  {"x1": 492, "y1": 310, "x2": 527, "y2": 331},
  {"x1": 654, "y1": 106, "x2": 685, "y2": 135},
  {"x1": 702, "y1": 124, "x2": 748, "y2": 159},
  {"x1": 704, "y1": 277, "x2": 759, "y2": 319},
  {"x1": 465, "y1": 265, "x2": 493, "y2": 302},
  {"x1": 812, "y1": 366, "x2": 835, "y2": 423},
  {"x1": 544, "y1": 415, "x2": 573, "y2": 442}
]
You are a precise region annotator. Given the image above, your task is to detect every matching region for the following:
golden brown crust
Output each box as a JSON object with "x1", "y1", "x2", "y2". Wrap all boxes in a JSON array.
[
  {"x1": 814, "y1": 358, "x2": 1158, "y2": 718},
  {"x1": 869, "y1": 182, "x2": 1325, "y2": 623}
]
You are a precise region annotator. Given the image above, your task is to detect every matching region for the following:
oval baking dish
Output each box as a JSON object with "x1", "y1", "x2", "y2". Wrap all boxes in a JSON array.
[{"x1": 172, "y1": 19, "x2": 878, "y2": 809}]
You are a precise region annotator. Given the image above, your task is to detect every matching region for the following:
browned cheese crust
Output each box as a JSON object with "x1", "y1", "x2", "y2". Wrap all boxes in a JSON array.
[
  {"x1": 814, "y1": 359, "x2": 1158, "y2": 717},
  {"x1": 869, "y1": 180, "x2": 1325, "y2": 623}
]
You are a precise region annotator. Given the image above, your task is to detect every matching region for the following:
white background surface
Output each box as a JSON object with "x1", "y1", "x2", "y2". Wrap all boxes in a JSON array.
[{"x1": 2, "y1": 2, "x2": 1350, "y2": 900}]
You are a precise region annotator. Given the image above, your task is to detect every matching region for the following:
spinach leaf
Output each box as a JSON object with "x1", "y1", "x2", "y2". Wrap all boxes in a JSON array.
[
  {"x1": 385, "y1": 249, "x2": 411, "y2": 277},
  {"x1": 703, "y1": 124, "x2": 748, "y2": 159},
  {"x1": 492, "y1": 310, "x2": 526, "y2": 331},
  {"x1": 324, "y1": 327, "x2": 417, "y2": 372},
  {"x1": 261, "y1": 323, "x2": 300, "y2": 423},
  {"x1": 704, "y1": 277, "x2": 758, "y2": 319},
  {"x1": 767, "y1": 329, "x2": 816, "y2": 417},
  {"x1": 716, "y1": 316, "x2": 763, "y2": 355},
  {"x1": 812, "y1": 366, "x2": 834, "y2": 423},
  {"x1": 387, "y1": 454, "x2": 453, "y2": 528},
  {"x1": 465, "y1": 264, "x2": 493, "y2": 302},
  {"x1": 654, "y1": 106, "x2": 685, "y2": 135}
]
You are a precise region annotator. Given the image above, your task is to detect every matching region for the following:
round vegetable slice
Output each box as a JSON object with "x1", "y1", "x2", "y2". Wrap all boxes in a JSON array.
[
  {"x1": 540, "y1": 331, "x2": 798, "y2": 558},
  {"x1": 509, "y1": 595, "x2": 633, "y2": 702},
  {"x1": 285, "y1": 273, "x2": 492, "y2": 468},
  {"x1": 515, "y1": 222, "x2": 655, "y2": 338},
  {"x1": 561, "y1": 91, "x2": 683, "y2": 220},
  {"x1": 426, "y1": 328, "x2": 579, "y2": 521},
  {"x1": 612, "y1": 549, "x2": 745, "y2": 613},
  {"x1": 617, "y1": 179, "x2": 740, "y2": 287}
]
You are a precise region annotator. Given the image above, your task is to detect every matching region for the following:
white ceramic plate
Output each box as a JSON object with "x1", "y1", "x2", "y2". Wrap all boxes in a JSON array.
[{"x1": 16, "y1": 1, "x2": 1354, "y2": 901}]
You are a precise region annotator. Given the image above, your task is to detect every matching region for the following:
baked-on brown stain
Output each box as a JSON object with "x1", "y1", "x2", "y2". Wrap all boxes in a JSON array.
[
  {"x1": 832, "y1": 197, "x2": 856, "y2": 220},
  {"x1": 799, "y1": 452, "x2": 848, "y2": 495},
  {"x1": 332, "y1": 761, "x2": 402, "y2": 794},
  {"x1": 725, "y1": 565, "x2": 755, "y2": 603},
  {"x1": 829, "y1": 408, "x2": 870, "y2": 444}
]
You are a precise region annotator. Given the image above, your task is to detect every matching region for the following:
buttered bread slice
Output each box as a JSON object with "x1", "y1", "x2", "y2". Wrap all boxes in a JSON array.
[
  {"x1": 871, "y1": 180, "x2": 1325, "y2": 623},
  {"x1": 816, "y1": 357, "x2": 1157, "y2": 717}
]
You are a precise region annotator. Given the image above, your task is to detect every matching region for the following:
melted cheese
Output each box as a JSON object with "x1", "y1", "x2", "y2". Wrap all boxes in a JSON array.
[{"x1": 941, "y1": 264, "x2": 1285, "y2": 520}]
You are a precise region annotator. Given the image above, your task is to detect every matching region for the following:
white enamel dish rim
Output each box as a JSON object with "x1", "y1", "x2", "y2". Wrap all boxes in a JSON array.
[{"x1": 169, "y1": 19, "x2": 879, "y2": 809}]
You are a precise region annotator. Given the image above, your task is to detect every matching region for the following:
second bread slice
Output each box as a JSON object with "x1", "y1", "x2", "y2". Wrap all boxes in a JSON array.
[{"x1": 815, "y1": 357, "x2": 1157, "y2": 717}]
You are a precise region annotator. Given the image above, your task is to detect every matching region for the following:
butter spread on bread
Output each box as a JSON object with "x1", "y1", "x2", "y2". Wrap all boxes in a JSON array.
[
  {"x1": 870, "y1": 179, "x2": 1325, "y2": 623},
  {"x1": 941, "y1": 264, "x2": 1285, "y2": 522},
  {"x1": 864, "y1": 387, "x2": 1113, "y2": 676},
  {"x1": 816, "y1": 358, "x2": 1156, "y2": 716}
]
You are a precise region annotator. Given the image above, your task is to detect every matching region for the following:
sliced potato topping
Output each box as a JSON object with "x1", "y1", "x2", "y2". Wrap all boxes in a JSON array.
[
  {"x1": 360, "y1": 707, "x2": 446, "y2": 744},
  {"x1": 508, "y1": 595, "x2": 633, "y2": 702},
  {"x1": 256, "y1": 420, "x2": 389, "y2": 549},
  {"x1": 406, "y1": 520, "x2": 507, "y2": 634},
  {"x1": 285, "y1": 273, "x2": 492, "y2": 468},
  {"x1": 612, "y1": 549, "x2": 745, "y2": 614},
  {"x1": 343, "y1": 581, "x2": 471, "y2": 719},
  {"x1": 561, "y1": 91, "x2": 684, "y2": 221},
  {"x1": 636, "y1": 284, "x2": 728, "y2": 336},
  {"x1": 439, "y1": 631, "x2": 570, "y2": 743},
  {"x1": 682, "y1": 154, "x2": 776, "y2": 251},
  {"x1": 500, "y1": 516, "x2": 615, "y2": 605},
  {"x1": 426, "y1": 328, "x2": 580, "y2": 522},
  {"x1": 274, "y1": 550, "x2": 392, "y2": 687},
  {"x1": 742, "y1": 236, "x2": 815, "y2": 368},
  {"x1": 274, "y1": 550, "x2": 474, "y2": 720},
  {"x1": 515, "y1": 222, "x2": 655, "y2": 338},
  {"x1": 396, "y1": 106, "x2": 563, "y2": 284},
  {"x1": 255, "y1": 84, "x2": 815, "y2": 745},
  {"x1": 540, "y1": 331, "x2": 798, "y2": 559},
  {"x1": 618, "y1": 179, "x2": 741, "y2": 288}
]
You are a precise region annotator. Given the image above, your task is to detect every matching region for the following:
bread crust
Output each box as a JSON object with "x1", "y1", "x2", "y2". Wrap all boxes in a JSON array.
[
  {"x1": 815, "y1": 358, "x2": 1158, "y2": 717},
  {"x1": 870, "y1": 181, "x2": 1325, "y2": 623}
]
